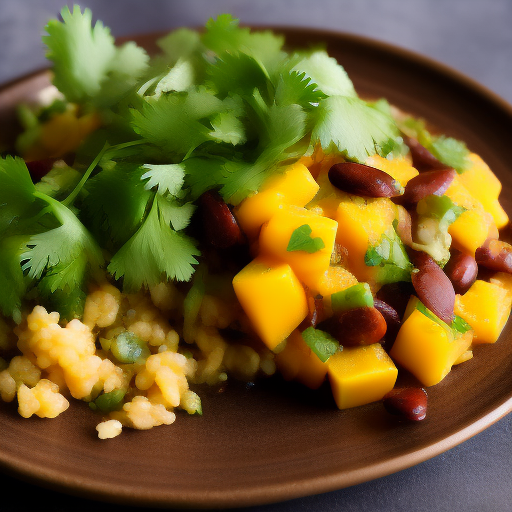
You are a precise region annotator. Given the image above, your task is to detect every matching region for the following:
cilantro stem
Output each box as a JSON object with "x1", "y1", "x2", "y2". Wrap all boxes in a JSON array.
[
  {"x1": 61, "y1": 140, "x2": 145, "y2": 207},
  {"x1": 62, "y1": 143, "x2": 109, "y2": 207}
]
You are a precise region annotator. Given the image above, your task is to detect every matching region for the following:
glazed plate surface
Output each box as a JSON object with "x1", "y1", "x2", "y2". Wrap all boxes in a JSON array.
[{"x1": 1, "y1": 29, "x2": 512, "y2": 509}]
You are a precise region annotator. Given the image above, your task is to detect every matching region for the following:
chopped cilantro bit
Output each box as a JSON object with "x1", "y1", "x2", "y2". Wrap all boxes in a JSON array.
[
  {"x1": 301, "y1": 326, "x2": 340, "y2": 363},
  {"x1": 286, "y1": 224, "x2": 325, "y2": 253}
]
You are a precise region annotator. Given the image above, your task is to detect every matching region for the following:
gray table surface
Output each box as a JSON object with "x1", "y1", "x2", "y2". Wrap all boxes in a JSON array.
[{"x1": 1, "y1": 1, "x2": 512, "y2": 511}]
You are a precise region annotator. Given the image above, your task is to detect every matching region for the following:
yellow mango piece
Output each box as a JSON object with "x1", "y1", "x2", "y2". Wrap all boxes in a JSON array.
[
  {"x1": 306, "y1": 169, "x2": 348, "y2": 219},
  {"x1": 449, "y1": 209, "x2": 494, "y2": 255},
  {"x1": 232, "y1": 258, "x2": 308, "y2": 350},
  {"x1": 275, "y1": 330, "x2": 328, "y2": 389},
  {"x1": 366, "y1": 154, "x2": 419, "y2": 186},
  {"x1": 327, "y1": 343, "x2": 397, "y2": 409},
  {"x1": 445, "y1": 175, "x2": 496, "y2": 255},
  {"x1": 234, "y1": 162, "x2": 319, "y2": 239},
  {"x1": 308, "y1": 266, "x2": 358, "y2": 297},
  {"x1": 454, "y1": 279, "x2": 512, "y2": 344},
  {"x1": 258, "y1": 205, "x2": 338, "y2": 288},
  {"x1": 458, "y1": 153, "x2": 508, "y2": 227},
  {"x1": 390, "y1": 308, "x2": 473, "y2": 386},
  {"x1": 334, "y1": 196, "x2": 396, "y2": 281}
]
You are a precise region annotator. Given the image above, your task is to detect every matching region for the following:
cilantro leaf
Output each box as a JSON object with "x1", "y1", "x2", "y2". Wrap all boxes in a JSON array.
[
  {"x1": 301, "y1": 326, "x2": 340, "y2": 362},
  {"x1": 80, "y1": 163, "x2": 152, "y2": 250},
  {"x1": 275, "y1": 70, "x2": 327, "y2": 109},
  {"x1": 207, "y1": 51, "x2": 270, "y2": 99},
  {"x1": 158, "y1": 196, "x2": 196, "y2": 231},
  {"x1": 44, "y1": 6, "x2": 148, "y2": 106},
  {"x1": 131, "y1": 90, "x2": 235, "y2": 158},
  {"x1": 21, "y1": 194, "x2": 104, "y2": 283},
  {"x1": 44, "y1": 6, "x2": 116, "y2": 103},
  {"x1": 287, "y1": 224, "x2": 325, "y2": 253},
  {"x1": 209, "y1": 112, "x2": 247, "y2": 145},
  {"x1": 0, "y1": 236, "x2": 30, "y2": 321},
  {"x1": 291, "y1": 51, "x2": 357, "y2": 98},
  {"x1": 153, "y1": 58, "x2": 196, "y2": 97},
  {"x1": 202, "y1": 14, "x2": 285, "y2": 70},
  {"x1": 141, "y1": 163, "x2": 186, "y2": 196},
  {"x1": 0, "y1": 156, "x2": 37, "y2": 234},
  {"x1": 157, "y1": 28, "x2": 202, "y2": 64},
  {"x1": 312, "y1": 96, "x2": 401, "y2": 162},
  {"x1": 108, "y1": 196, "x2": 200, "y2": 290}
]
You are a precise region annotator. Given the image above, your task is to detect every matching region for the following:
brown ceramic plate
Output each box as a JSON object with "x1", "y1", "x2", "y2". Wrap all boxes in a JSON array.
[{"x1": 1, "y1": 29, "x2": 512, "y2": 510}]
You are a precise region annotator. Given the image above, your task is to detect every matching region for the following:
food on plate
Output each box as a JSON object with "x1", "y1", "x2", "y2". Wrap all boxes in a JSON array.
[{"x1": 0, "y1": 6, "x2": 511, "y2": 438}]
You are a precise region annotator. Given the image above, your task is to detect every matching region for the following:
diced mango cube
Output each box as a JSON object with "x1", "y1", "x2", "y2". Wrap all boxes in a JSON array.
[
  {"x1": 390, "y1": 308, "x2": 473, "y2": 386},
  {"x1": 275, "y1": 330, "x2": 328, "y2": 389},
  {"x1": 334, "y1": 196, "x2": 397, "y2": 281},
  {"x1": 327, "y1": 344, "x2": 397, "y2": 409},
  {"x1": 454, "y1": 279, "x2": 512, "y2": 344},
  {"x1": 234, "y1": 162, "x2": 319, "y2": 238},
  {"x1": 445, "y1": 174, "x2": 497, "y2": 255},
  {"x1": 307, "y1": 266, "x2": 358, "y2": 313},
  {"x1": 449, "y1": 209, "x2": 494, "y2": 255},
  {"x1": 306, "y1": 169, "x2": 348, "y2": 219},
  {"x1": 366, "y1": 154, "x2": 419, "y2": 186},
  {"x1": 258, "y1": 206, "x2": 338, "y2": 288},
  {"x1": 232, "y1": 258, "x2": 308, "y2": 350},
  {"x1": 459, "y1": 153, "x2": 508, "y2": 228}
]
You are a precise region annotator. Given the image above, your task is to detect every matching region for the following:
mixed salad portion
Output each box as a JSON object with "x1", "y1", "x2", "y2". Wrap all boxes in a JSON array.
[{"x1": 0, "y1": 6, "x2": 511, "y2": 437}]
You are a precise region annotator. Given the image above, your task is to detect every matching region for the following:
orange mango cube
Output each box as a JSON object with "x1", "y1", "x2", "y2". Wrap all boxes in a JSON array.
[
  {"x1": 258, "y1": 206, "x2": 338, "y2": 288},
  {"x1": 390, "y1": 308, "x2": 473, "y2": 386},
  {"x1": 366, "y1": 154, "x2": 419, "y2": 187},
  {"x1": 334, "y1": 196, "x2": 396, "y2": 280},
  {"x1": 454, "y1": 279, "x2": 512, "y2": 344},
  {"x1": 275, "y1": 330, "x2": 328, "y2": 389},
  {"x1": 459, "y1": 153, "x2": 508, "y2": 229},
  {"x1": 232, "y1": 258, "x2": 308, "y2": 350},
  {"x1": 234, "y1": 162, "x2": 319, "y2": 238},
  {"x1": 327, "y1": 343, "x2": 397, "y2": 409}
]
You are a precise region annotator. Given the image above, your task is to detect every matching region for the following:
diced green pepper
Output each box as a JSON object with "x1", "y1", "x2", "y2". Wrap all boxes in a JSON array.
[
  {"x1": 301, "y1": 326, "x2": 340, "y2": 363},
  {"x1": 89, "y1": 388, "x2": 126, "y2": 413},
  {"x1": 110, "y1": 331, "x2": 150, "y2": 364},
  {"x1": 331, "y1": 282, "x2": 373, "y2": 314}
]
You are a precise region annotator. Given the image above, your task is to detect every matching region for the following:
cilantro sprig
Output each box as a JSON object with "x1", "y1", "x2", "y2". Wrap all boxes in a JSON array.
[{"x1": 4, "y1": 7, "x2": 408, "y2": 320}]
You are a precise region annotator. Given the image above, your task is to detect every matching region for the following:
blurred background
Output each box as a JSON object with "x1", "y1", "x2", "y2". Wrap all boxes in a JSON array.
[
  {"x1": 1, "y1": 1, "x2": 512, "y2": 511},
  {"x1": 1, "y1": 0, "x2": 511, "y2": 104}
]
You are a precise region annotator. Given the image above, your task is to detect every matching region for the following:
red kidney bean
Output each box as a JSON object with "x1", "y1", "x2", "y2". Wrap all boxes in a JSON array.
[
  {"x1": 374, "y1": 299, "x2": 401, "y2": 328},
  {"x1": 402, "y1": 135, "x2": 447, "y2": 172},
  {"x1": 443, "y1": 250, "x2": 478, "y2": 295},
  {"x1": 198, "y1": 190, "x2": 246, "y2": 248},
  {"x1": 475, "y1": 239, "x2": 512, "y2": 274},
  {"x1": 395, "y1": 168, "x2": 456, "y2": 206},
  {"x1": 410, "y1": 251, "x2": 455, "y2": 324},
  {"x1": 383, "y1": 387, "x2": 427, "y2": 421},
  {"x1": 300, "y1": 293, "x2": 326, "y2": 329},
  {"x1": 326, "y1": 307, "x2": 387, "y2": 347},
  {"x1": 328, "y1": 162, "x2": 404, "y2": 198},
  {"x1": 25, "y1": 158, "x2": 56, "y2": 182},
  {"x1": 374, "y1": 298, "x2": 402, "y2": 350},
  {"x1": 376, "y1": 281, "x2": 415, "y2": 319}
]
